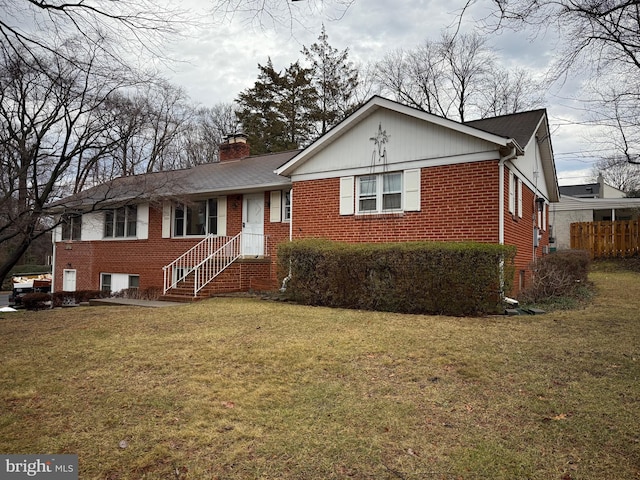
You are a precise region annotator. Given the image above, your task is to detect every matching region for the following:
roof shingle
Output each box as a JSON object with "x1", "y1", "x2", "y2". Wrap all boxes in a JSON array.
[{"x1": 464, "y1": 109, "x2": 546, "y2": 149}]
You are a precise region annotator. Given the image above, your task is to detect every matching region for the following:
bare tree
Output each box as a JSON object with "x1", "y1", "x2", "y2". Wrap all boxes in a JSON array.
[
  {"x1": 591, "y1": 156, "x2": 640, "y2": 194},
  {"x1": 0, "y1": 41, "x2": 134, "y2": 286},
  {"x1": 76, "y1": 81, "x2": 193, "y2": 187},
  {"x1": 180, "y1": 103, "x2": 241, "y2": 167},
  {"x1": 374, "y1": 46, "x2": 448, "y2": 116},
  {"x1": 210, "y1": 0, "x2": 355, "y2": 29},
  {"x1": 587, "y1": 85, "x2": 640, "y2": 165},
  {"x1": 479, "y1": 68, "x2": 545, "y2": 118},
  {"x1": 441, "y1": 31, "x2": 494, "y2": 122},
  {"x1": 468, "y1": 0, "x2": 640, "y2": 162},
  {"x1": 350, "y1": 61, "x2": 382, "y2": 107},
  {"x1": 0, "y1": 0, "x2": 184, "y2": 72},
  {"x1": 373, "y1": 31, "x2": 543, "y2": 121},
  {"x1": 477, "y1": 0, "x2": 640, "y2": 79}
]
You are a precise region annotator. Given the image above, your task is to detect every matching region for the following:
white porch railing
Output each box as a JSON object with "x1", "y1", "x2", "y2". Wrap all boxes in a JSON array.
[
  {"x1": 193, "y1": 233, "x2": 242, "y2": 295},
  {"x1": 162, "y1": 233, "x2": 269, "y2": 297}
]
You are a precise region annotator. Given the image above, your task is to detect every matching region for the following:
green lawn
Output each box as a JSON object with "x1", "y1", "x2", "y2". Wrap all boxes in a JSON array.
[{"x1": 1, "y1": 269, "x2": 639, "y2": 479}]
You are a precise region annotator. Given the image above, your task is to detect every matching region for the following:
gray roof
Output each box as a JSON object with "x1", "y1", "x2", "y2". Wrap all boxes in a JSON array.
[
  {"x1": 464, "y1": 109, "x2": 547, "y2": 149},
  {"x1": 559, "y1": 183, "x2": 601, "y2": 198},
  {"x1": 53, "y1": 150, "x2": 298, "y2": 211}
]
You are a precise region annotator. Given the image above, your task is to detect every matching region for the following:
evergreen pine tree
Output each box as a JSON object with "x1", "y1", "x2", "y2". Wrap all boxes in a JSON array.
[
  {"x1": 236, "y1": 59, "x2": 317, "y2": 154},
  {"x1": 302, "y1": 25, "x2": 360, "y2": 135}
]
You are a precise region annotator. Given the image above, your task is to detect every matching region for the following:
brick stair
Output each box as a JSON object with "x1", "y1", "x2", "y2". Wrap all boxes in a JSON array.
[{"x1": 159, "y1": 276, "x2": 210, "y2": 302}]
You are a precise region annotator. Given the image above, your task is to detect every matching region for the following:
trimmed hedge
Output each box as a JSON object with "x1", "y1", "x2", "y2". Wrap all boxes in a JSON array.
[{"x1": 278, "y1": 239, "x2": 516, "y2": 316}]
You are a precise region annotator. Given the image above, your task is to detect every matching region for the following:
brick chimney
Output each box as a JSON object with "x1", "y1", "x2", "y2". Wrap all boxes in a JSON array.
[{"x1": 219, "y1": 134, "x2": 250, "y2": 162}]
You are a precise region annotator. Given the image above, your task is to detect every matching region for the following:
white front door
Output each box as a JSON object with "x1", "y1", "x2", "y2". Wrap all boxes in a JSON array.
[
  {"x1": 63, "y1": 269, "x2": 77, "y2": 292},
  {"x1": 242, "y1": 193, "x2": 264, "y2": 256}
]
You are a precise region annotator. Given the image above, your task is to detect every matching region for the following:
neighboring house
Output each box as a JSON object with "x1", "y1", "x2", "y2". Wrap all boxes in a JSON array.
[
  {"x1": 551, "y1": 176, "x2": 640, "y2": 250},
  {"x1": 51, "y1": 96, "x2": 559, "y2": 299},
  {"x1": 558, "y1": 174, "x2": 625, "y2": 199}
]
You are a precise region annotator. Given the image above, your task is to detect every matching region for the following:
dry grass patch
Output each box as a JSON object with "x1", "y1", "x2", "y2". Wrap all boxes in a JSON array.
[{"x1": 1, "y1": 270, "x2": 639, "y2": 479}]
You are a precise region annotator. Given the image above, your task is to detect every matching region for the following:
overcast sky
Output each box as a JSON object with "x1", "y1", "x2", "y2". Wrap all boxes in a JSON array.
[{"x1": 158, "y1": 0, "x2": 600, "y2": 185}]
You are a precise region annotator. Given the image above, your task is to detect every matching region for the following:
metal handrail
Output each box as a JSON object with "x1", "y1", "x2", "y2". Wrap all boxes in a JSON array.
[
  {"x1": 162, "y1": 233, "x2": 270, "y2": 296},
  {"x1": 163, "y1": 234, "x2": 234, "y2": 294},
  {"x1": 193, "y1": 233, "x2": 242, "y2": 295}
]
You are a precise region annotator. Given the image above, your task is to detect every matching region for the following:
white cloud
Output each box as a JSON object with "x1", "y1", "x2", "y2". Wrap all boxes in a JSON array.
[{"x1": 155, "y1": 0, "x2": 610, "y2": 185}]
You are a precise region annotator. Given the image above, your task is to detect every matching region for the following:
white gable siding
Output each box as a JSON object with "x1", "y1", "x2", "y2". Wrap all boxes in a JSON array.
[
  {"x1": 291, "y1": 110, "x2": 501, "y2": 180},
  {"x1": 512, "y1": 135, "x2": 551, "y2": 201}
]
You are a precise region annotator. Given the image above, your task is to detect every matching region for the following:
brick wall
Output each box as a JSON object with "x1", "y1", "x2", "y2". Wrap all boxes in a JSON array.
[
  {"x1": 503, "y1": 168, "x2": 550, "y2": 292},
  {"x1": 292, "y1": 161, "x2": 501, "y2": 243},
  {"x1": 53, "y1": 193, "x2": 291, "y2": 294},
  {"x1": 290, "y1": 160, "x2": 549, "y2": 295}
]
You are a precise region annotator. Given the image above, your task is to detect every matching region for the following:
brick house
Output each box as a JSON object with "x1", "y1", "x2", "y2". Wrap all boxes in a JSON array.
[
  {"x1": 52, "y1": 137, "x2": 299, "y2": 299},
  {"x1": 276, "y1": 97, "x2": 559, "y2": 293},
  {"x1": 51, "y1": 96, "x2": 559, "y2": 299}
]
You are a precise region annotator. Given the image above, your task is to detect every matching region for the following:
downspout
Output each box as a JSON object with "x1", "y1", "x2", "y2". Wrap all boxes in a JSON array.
[
  {"x1": 499, "y1": 145, "x2": 517, "y2": 302},
  {"x1": 280, "y1": 187, "x2": 293, "y2": 292},
  {"x1": 499, "y1": 145, "x2": 517, "y2": 245},
  {"x1": 50, "y1": 225, "x2": 57, "y2": 295}
]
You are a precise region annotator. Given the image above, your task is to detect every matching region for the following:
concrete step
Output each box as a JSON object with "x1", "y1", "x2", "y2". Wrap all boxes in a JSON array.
[{"x1": 158, "y1": 294, "x2": 202, "y2": 303}]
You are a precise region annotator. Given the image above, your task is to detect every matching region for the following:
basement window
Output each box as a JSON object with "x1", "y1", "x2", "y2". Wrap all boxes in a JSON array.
[{"x1": 101, "y1": 273, "x2": 140, "y2": 294}]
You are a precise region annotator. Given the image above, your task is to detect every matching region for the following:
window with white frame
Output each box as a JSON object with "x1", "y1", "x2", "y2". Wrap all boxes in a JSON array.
[
  {"x1": 101, "y1": 274, "x2": 111, "y2": 293},
  {"x1": 104, "y1": 206, "x2": 137, "y2": 238},
  {"x1": 357, "y1": 172, "x2": 402, "y2": 214},
  {"x1": 508, "y1": 171, "x2": 524, "y2": 218},
  {"x1": 61, "y1": 214, "x2": 82, "y2": 241},
  {"x1": 174, "y1": 199, "x2": 218, "y2": 237},
  {"x1": 101, "y1": 273, "x2": 140, "y2": 293},
  {"x1": 283, "y1": 190, "x2": 291, "y2": 221}
]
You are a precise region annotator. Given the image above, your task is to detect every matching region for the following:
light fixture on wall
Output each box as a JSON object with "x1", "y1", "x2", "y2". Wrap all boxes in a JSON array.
[{"x1": 535, "y1": 197, "x2": 545, "y2": 212}]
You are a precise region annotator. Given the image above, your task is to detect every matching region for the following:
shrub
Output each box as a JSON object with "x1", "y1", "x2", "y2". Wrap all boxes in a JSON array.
[
  {"x1": 520, "y1": 249, "x2": 591, "y2": 302},
  {"x1": 21, "y1": 293, "x2": 52, "y2": 310},
  {"x1": 51, "y1": 290, "x2": 107, "y2": 307},
  {"x1": 278, "y1": 239, "x2": 516, "y2": 316},
  {"x1": 112, "y1": 287, "x2": 161, "y2": 300}
]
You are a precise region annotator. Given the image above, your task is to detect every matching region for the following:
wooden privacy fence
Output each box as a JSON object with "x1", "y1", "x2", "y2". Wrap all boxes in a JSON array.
[{"x1": 571, "y1": 220, "x2": 640, "y2": 259}]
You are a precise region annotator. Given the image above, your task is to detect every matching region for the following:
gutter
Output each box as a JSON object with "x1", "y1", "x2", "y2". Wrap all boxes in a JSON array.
[
  {"x1": 497, "y1": 145, "x2": 518, "y2": 302},
  {"x1": 499, "y1": 145, "x2": 518, "y2": 245}
]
